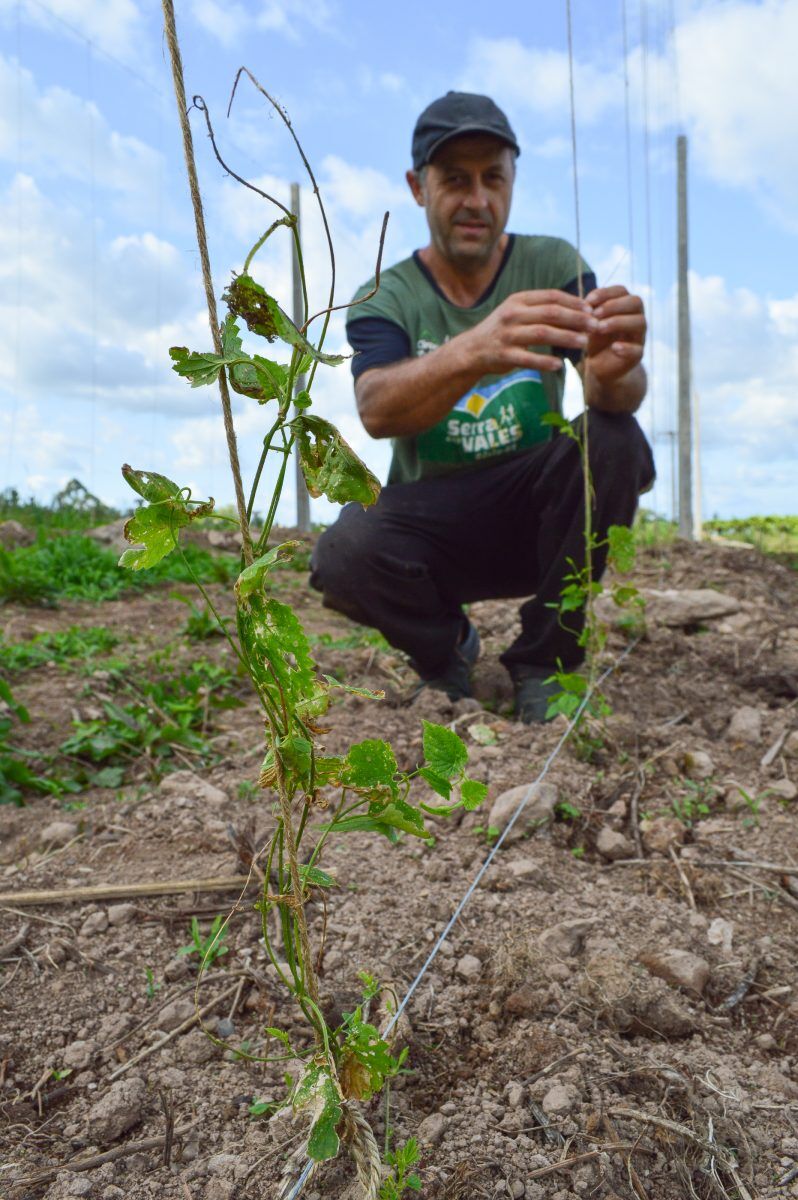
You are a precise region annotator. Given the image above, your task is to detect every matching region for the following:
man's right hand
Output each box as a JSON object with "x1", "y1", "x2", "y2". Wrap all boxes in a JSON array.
[{"x1": 461, "y1": 288, "x2": 599, "y2": 376}]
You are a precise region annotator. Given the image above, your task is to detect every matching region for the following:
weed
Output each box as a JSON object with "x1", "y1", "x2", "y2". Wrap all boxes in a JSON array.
[
  {"x1": 571, "y1": 846, "x2": 585, "y2": 859},
  {"x1": 0, "y1": 480, "x2": 120, "y2": 533},
  {"x1": 1, "y1": 626, "x2": 119, "y2": 672},
  {"x1": 171, "y1": 590, "x2": 227, "y2": 640},
  {"x1": 177, "y1": 915, "x2": 229, "y2": 965},
  {"x1": 472, "y1": 823, "x2": 500, "y2": 843},
  {"x1": 670, "y1": 777, "x2": 717, "y2": 827},
  {"x1": 555, "y1": 801, "x2": 582, "y2": 822},
  {"x1": 0, "y1": 677, "x2": 80, "y2": 805},
  {"x1": 381, "y1": 1139, "x2": 422, "y2": 1198},
  {"x1": 144, "y1": 967, "x2": 162, "y2": 1000}
]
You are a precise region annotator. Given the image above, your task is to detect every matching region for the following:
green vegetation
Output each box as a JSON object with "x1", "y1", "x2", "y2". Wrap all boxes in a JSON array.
[
  {"x1": 0, "y1": 480, "x2": 121, "y2": 533},
  {"x1": 0, "y1": 535, "x2": 238, "y2": 606},
  {"x1": 178, "y1": 914, "x2": 230, "y2": 965},
  {"x1": 1, "y1": 626, "x2": 119, "y2": 671},
  {"x1": 634, "y1": 509, "x2": 798, "y2": 560}
]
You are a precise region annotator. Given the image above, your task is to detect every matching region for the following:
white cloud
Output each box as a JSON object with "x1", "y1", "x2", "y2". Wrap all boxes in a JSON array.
[
  {"x1": 460, "y1": 37, "x2": 622, "y2": 129},
  {"x1": 0, "y1": 54, "x2": 161, "y2": 204},
  {"x1": 189, "y1": 0, "x2": 335, "y2": 44},
  {"x1": 0, "y1": 0, "x2": 146, "y2": 64}
]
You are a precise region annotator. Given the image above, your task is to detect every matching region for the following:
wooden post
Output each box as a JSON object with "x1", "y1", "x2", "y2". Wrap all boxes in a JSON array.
[
  {"x1": 291, "y1": 183, "x2": 311, "y2": 534},
  {"x1": 677, "y1": 135, "x2": 695, "y2": 540}
]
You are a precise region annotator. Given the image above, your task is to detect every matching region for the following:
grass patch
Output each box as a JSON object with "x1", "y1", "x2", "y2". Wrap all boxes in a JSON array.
[
  {"x1": 0, "y1": 535, "x2": 239, "y2": 606},
  {"x1": 1, "y1": 626, "x2": 119, "y2": 671}
]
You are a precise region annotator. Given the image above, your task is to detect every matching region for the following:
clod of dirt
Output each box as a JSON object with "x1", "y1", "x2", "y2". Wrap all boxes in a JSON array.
[
  {"x1": 784, "y1": 730, "x2": 798, "y2": 758},
  {"x1": 85, "y1": 1076, "x2": 147, "y2": 1144},
  {"x1": 683, "y1": 749, "x2": 715, "y2": 779},
  {"x1": 40, "y1": 820, "x2": 79, "y2": 848},
  {"x1": 580, "y1": 951, "x2": 695, "y2": 1037},
  {"x1": 416, "y1": 1111, "x2": 446, "y2": 1145},
  {"x1": 506, "y1": 857, "x2": 544, "y2": 882},
  {"x1": 639, "y1": 815, "x2": 685, "y2": 855},
  {"x1": 159, "y1": 769, "x2": 229, "y2": 812},
  {"x1": 107, "y1": 903, "x2": 136, "y2": 926},
  {"x1": 727, "y1": 705, "x2": 763, "y2": 744},
  {"x1": 157, "y1": 997, "x2": 195, "y2": 1031},
  {"x1": 541, "y1": 1081, "x2": 578, "y2": 1116},
  {"x1": 538, "y1": 917, "x2": 597, "y2": 958},
  {"x1": 79, "y1": 910, "x2": 108, "y2": 937},
  {"x1": 62, "y1": 1039, "x2": 97, "y2": 1070},
  {"x1": 638, "y1": 948, "x2": 711, "y2": 995},
  {"x1": 488, "y1": 782, "x2": 558, "y2": 842},
  {"x1": 456, "y1": 953, "x2": 482, "y2": 981},
  {"x1": 596, "y1": 826, "x2": 635, "y2": 861}
]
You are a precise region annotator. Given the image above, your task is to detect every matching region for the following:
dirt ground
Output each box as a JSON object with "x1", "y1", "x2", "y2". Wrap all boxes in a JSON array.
[{"x1": 2, "y1": 537, "x2": 798, "y2": 1200}]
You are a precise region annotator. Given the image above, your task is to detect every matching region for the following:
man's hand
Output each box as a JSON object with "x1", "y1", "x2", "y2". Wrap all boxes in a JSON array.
[
  {"x1": 583, "y1": 285, "x2": 646, "y2": 384},
  {"x1": 463, "y1": 288, "x2": 599, "y2": 375}
]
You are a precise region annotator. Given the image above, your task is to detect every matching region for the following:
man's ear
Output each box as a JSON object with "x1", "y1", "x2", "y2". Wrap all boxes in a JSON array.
[{"x1": 406, "y1": 169, "x2": 425, "y2": 207}]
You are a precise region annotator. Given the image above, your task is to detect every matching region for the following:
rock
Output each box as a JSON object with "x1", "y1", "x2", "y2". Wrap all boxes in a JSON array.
[
  {"x1": 86, "y1": 518, "x2": 129, "y2": 553},
  {"x1": 639, "y1": 948, "x2": 711, "y2": 994},
  {"x1": 216, "y1": 1017, "x2": 235, "y2": 1039},
  {"x1": 506, "y1": 1081, "x2": 525, "y2": 1108},
  {"x1": 207, "y1": 1153, "x2": 241, "y2": 1176},
  {"x1": 86, "y1": 1077, "x2": 146, "y2": 1144},
  {"x1": 106, "y1": 903, "x2": 136, "y2": 926},
  {"x1": 784, "y1": 731, "x2": 798, "y2": 760},
  {"x1": 157, "y1": 998, "x2": 194, "y2": 1031},
  {"x1": 79, "y1": 910, "x2": 109, "y2": 937},
  {"x1": 507, "y1": 857, "x2": 544, "y2": 882},
  {"x1": 416, "y1": 1111, "x2": 446, "y2": 1145},
  {"x1": 596, "y1": 827, "x2": 635, "y2": 861},
  {"x1": 164, "y1": 956, "x2": 191, "y2": 983},
  {"x1": 768, "y1": 779, "x2": 797, "y2": 802},
  {"x1": 178, "y1": 1028, "x2": 219, "y2": 1065},
  {"x1": 62, "y1": 1039, "x2": 97, "y2": 1070},
  {"x1": 510, "y1": 1181, "x2": 525, "y2": 1199},
  {"x1": 538, "y1": 917, "x2": 597, "y2": 957},
  {"x1": 579, "y1": 952, "x2": 694, "y2": 1038},
  {"x1": 643, "y1": 588, "x2": 741, "y2": 626},
  {"x1": 0, "y1": 520, "x2": 35, "y2": 548},
  {"x1": 159, "y1": 770, "x2": 229, "y2": 811},
  {"x1": 40, "y1": 820, "x2": 78, "y2": 848},
  {"x1": 456, "y1": 954, "x2": 482, "y2": 981},
  {"x1": 204, "y1": 1183, "x2": 236, "y2": 1200},
  {"x1": 707, "y1": 917, "x2": 734, "y2": 954},
  {"x1": 45, "y1": 1174, "x2": 94, "y2": 1198},
  {"x1": 541, "y1": 1082, "x2": 578, "y2": 1116},
  {"x1": 727, "y1": 706, "x2": 762, "y2": 745},
  {"x1": 488, "y1": 782, "x2": 558, "y2": 843},
  {"x1": 683, "y1": 750, "x2": 715, "y2": 780},
  {"x1": 640, "y1": 816, "x2": 685, "y2": 855}
]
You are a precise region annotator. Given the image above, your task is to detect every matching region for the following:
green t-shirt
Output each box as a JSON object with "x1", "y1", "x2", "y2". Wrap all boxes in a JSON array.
[{"x1": 347, "y1": 234, "x2": 592, "y2": 484}]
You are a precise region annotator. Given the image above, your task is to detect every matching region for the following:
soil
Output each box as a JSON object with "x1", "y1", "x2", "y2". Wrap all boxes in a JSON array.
[{"x1": 2, "y1": 537, "x2": 798, "y2": 1200}]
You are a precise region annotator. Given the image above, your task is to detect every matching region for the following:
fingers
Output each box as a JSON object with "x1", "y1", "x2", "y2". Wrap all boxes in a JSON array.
[{"x1": 591, "y1": 313, "x2": 647, "y2": 342}]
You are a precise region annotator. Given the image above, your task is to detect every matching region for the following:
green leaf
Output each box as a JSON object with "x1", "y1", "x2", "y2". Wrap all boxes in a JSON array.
[
  {"x1": 119, "y1": 467, "x2": 214, "y2": 571},
  {"x1": 469, "y1": 722, "x2": 497, "y2": 746},
  {"x1": 461, "y1": 777, "x2": 488, "y2": 811},
  {"x1": 297, "y1": 864, "x2": 336, "y2": 889},
  {"x1": 418, "y1": 767, "x2": 451, "y2": 801},
  {"x1": 236, "y1": 594, "x2": 328, "y2": 722},
  {"x1": 371, "y1": 797, "x2": 427, "y2": 838},
  {"x1": 422, "y1": 721, "x2": 468, "y2": 781},
  {"x1": 264, "y1": 1026, "x2": 292, "y2": 1049},
  {"x1": 317, "y1": 813, "x2": 399, "y2": 841},
  {"x1": 343, "y1": 739, "x2": 397, "y2": 791},
  {"x1": 0, "y1": 678, "x2": 30, "y2": 723},
  {"x1": 234, "y1": 542, "x2": 299, "y2": 603},
  {"x1": 292, "y1": 1065, "x2": 342, "y2": 1163},
  {"x1": 224, "y1": 274, "x2": 346, "y2": 365},
  {"x1": 293, "y1": 414, "x2": 381, "y2": 506},
  {"x1": 92, "y1": 766, "x2": 125, "y2": 789},
  {"x1": 322, "y1": 675, "x2": 385, "y2": 701},
  {"x1": 169, "y1": 346, "x2": 229, "y2": 388},
  {"x1": 607, "y1": 524, "x2": 636, "y2": 573}
]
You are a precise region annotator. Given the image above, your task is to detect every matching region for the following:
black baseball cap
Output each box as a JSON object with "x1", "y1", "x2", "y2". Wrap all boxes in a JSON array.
[{"x1": 412, "y1": 91, "x2": 520, "y2": 171}]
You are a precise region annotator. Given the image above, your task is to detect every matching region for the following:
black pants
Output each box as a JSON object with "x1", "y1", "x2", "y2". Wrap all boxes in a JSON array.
[{"x1": 310, "y1": 410, "x2": 655, "y2": 679}]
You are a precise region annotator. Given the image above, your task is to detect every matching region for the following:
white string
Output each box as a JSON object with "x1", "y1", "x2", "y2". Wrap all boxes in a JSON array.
[{"x1": 621, "y1": 0, "x2": 635, "y2": 289}]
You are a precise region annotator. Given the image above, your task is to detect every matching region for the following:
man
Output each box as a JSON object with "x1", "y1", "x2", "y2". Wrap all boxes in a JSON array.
[{"x1": 310, "y1": 91, "x2": 654, "y2": 722}]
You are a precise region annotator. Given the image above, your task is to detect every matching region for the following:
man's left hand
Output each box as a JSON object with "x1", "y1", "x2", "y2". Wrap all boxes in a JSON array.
[{"x1": 583, "y1": 285, "x2": 646, "y2": 385}]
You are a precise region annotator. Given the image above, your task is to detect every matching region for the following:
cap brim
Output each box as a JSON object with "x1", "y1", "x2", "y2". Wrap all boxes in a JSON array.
[{"x1": 419, "y1": 125, "x2": 520, "y2": 169}]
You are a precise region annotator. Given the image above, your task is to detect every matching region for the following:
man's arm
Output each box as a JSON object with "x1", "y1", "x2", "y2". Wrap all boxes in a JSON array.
[
  {"x1": 578, "y1": 285, "x2": 648, "y2": 414},
  {"x1": 355, "y1": 289, "x2": 599, "y2": 439}
]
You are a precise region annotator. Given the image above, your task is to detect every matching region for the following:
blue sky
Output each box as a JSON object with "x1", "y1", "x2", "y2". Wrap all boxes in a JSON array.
[{"x1": 1, "y1": 0, "x2": 796, "y2": 524}]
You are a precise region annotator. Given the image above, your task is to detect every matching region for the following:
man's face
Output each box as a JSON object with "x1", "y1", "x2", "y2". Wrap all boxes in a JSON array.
[{"x1": 407, "y1": 134, "x2": 516, "y2": 270}]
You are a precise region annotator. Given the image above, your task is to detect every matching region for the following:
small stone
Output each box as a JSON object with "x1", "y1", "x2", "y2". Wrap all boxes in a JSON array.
[
  {"x1": 707, "y1": 917, "x2": 734, "y2": 953},
  {"x1": 164, "y1": 956, "x2": 191, "y2": 982},
  {"x1": 157, "y1": 998, "x2": 194, "y2": 1032},
  {"x1": 596, "y1": 827, "x2": 634, "y2": 861},
  {"x1": 107, "y1": 903, "x2": 136, "y2": 926},
  {"x1": 538, "y1": 917, "x2": 597, "y2": 957},
  {"x1": 727, "y1": 706, "x2": 762, "y2": 745},
  {"x1": 86, "y1": 1077, "x2": 146, "y2": 1144},
  {"x1": 488, "y1": 782, "x2": 558, "y2": 843},
  {"x1": 510, "y1": 1182, "x2": 526, "y2": 1199},
  {"x1": 160, "y1": 770, "x2": 229, "y2": 811},
  {"x1": 178, "y1": 1028, "x2": 219, "y2": 1065},
  {"x1": 507, "y1": 857, "x2": 544, "y2": 881},
  {"x1": 456, "y1": 954, "x2": 482, "y2": 981},
  {"x1": 62, "y1": 1039, "x2": 96, "y2": 1070},
  {"x1": 755, "y1": 1032, "x2": 777, "y2": 1051},
  {"x1": 204, "y1": 1182, "x2": 235, "y2": 1200},
  {"x1": 541, "y1": 1082, "x2": 578, "y2": 1116},
  {"x1": 640, "y1": 948, "x2": 711, "y2": 994},
  {"x1": 40, "y1": 820, "x2": 78, "y2": 848},
  {"x1": 215, "y1": 1017, "x2": 235, "y2": 1039},
  {"x1": 416, "y1": 1111, "x2": 446, "y2": 1145},
  {"x1": 79, "y1": 910, "x2": 109, "y2": 937},
  {"x1": 783, "y1": 731, "x2": 798, "y2": 760},
  {"x1": 683, "y1": 750, "x2": 715, "y2": 780},
  {"x1": 768, "y1": 779, "x2": 797, "y2": 802},
  {"x1": 640, "y1": 816, "x2": 685, "y2": 855},
  {"x1": 207, "y1": 1153, "x2": 240, "y2": 1176},
  {"x1": 506, "y1": 1081, "x2": 525, "y2": 1109}
]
